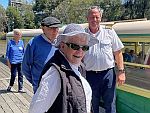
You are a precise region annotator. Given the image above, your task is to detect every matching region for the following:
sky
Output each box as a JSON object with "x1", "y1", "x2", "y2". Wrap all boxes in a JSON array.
[
  {"x1": 0, "y1": 0, "x2": 33, "y2": 9},
  {"x1": 0, "y1": 0, "x2": 125, "y2": 9},
  {"x1": 0, "y1": 0, "x2": 8, "y2": 9}
]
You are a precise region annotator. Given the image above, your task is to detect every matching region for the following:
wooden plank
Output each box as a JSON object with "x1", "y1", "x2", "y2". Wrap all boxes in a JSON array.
[
  {"x1": 0, "y1": 62, "x2": 34, "y2": 113},
  {"x1": 2, "y1": 78, "x2": 31, "y2": 111},
  {"x1": 0, "y1": 82, "x2": 13, "y2": 113},
  {"x1": 0, "y1": 63, "x2": 33, "y2": 98},
  {"x1": 0, "y1": 105, "x2": 5, "y2": 113},
  {"x1": 0, "y1": 80, "x2": 24, "y2": 113},
  {"x1": 1, "y1": 93, "x2": 22, "y2": 113}
]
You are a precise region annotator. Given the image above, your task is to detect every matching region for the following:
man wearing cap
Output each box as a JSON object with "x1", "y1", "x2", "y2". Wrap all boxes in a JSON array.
[
  {"x1": 22, "y1": 17, "x2": 61, "y2": 93},
  {"x1": 29, "y1": 23, "x2": 98, "y2": 113}
]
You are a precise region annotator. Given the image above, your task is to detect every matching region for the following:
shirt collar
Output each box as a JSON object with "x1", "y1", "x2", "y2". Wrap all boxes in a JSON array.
[
  {"x1": 87, "y1": 25, "x2": 105, "y2": 37},
  {"x1": 87, "y1": 27, "x2": 100, "y2": 36},
  {"x1": 59, "y1": 50, "x2": 80, "y2": 72},
  {"x1": 69, "y1": 62, "x2": 81, "y2": 77},
  {"x1": 41, "y1": 34, "x2": 56, "y2": 45},
  {"x1": 11, "y1": 39, "x2": 21, "y2": 44},
  {"x1": 69, "y1": 63, "x2": 78, "y2": 71}
]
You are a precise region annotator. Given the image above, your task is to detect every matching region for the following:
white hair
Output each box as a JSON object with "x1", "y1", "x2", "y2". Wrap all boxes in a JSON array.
[
  {"x1": 13, "y1": 29, "x2": 22, "y2": 34},
  {"x1": 87, "y1": 6, "x2": 103, "y2": 16}
]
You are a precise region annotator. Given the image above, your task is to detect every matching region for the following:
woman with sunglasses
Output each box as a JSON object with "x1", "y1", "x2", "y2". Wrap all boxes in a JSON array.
[{"x1": 29, "y1": 23, "x2": 98, "y2": 113}]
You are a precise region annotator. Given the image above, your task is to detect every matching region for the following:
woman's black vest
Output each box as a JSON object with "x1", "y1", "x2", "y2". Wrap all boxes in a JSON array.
[{"x1": 39, "y1": 50, "x2": 87, "y2": 113}]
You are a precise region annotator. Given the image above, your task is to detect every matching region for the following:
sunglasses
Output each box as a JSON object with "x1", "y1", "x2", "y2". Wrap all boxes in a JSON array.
[{"x1": 65, "y1": 42, "x2": 89, "y2": 51}]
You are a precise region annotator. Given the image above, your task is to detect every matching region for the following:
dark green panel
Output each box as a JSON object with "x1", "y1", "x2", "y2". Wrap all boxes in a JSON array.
[{"x1": 116, "y1": 89, "x2": 150, "y2": 113}]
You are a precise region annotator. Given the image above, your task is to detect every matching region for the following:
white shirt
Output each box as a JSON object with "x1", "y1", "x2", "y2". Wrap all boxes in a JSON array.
[
  {"x1": 41, "y1": 34, "x2": 58, "y2": 64},
  {"x1": 29, "y1": 63, "x2": 92, "y2": 113},
  {"x1": 44, "y1": 46, "x2": 57, "y2": 64},
  {"x1": 84, "y1": 26, "x2": 124, "y2": 71}
]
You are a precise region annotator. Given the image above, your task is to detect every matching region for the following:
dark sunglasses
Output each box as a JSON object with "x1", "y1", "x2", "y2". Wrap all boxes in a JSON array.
[{"x1": 65, "y1": 42, "x2": 89, "y2": 51}]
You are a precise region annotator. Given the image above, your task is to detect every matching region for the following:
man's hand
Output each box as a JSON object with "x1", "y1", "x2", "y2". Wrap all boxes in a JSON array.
[
  {"x1": 7, "y1": 60, "x2": 11, "y2": 69},
  {"x1": 117, "y1": 72, "x2": 126, "y2": 86}
]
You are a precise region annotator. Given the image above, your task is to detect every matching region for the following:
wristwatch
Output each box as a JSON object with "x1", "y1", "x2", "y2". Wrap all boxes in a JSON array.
[{"x1": 118, "y1": 69, "x2": 125, "y2": 73}]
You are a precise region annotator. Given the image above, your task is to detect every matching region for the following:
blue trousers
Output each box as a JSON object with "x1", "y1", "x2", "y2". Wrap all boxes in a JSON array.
[
  {"x1": 9, "y1": 63, "x2": 23, "y2": 90},
  {"x1": 86, "y1": 68, "x2": 116, "y2": 113}
]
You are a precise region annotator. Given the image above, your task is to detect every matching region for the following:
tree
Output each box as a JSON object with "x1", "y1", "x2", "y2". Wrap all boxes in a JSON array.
[
  {"x1": 21, "y1": 4, "x2": 35, "y2": 28},
  {"x1": 52, "y1": 0, "x2": 123, "y2": 23},
  {"x1": 6, "y1": 6, "x2": 24, "y2": 31},
  {"x1": 93, "y1": 0, "x2": 122, "y2": 21},
  {"x1": 122, "y1": 0, "x2": 150, "y2": 20},
  {"x1": 32, "y1": 0, "x2": 123, "y2": 25},
  {"x1": 0, "y1": 5, "x2": 7, "y2": 32},
  {"x1": 33, "y1": 0, "x2": 64, "y2": 27},
  {"x1": 134, "y1": 0, "x2": 150, "y2": 19},
  {"x1": 52, "y1": 0, "x2": 93, "y2": 24}
]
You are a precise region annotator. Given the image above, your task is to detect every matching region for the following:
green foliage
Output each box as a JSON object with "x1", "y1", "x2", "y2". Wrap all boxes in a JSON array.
[
  {"x1": 24, "y1": 11, "x2": 35, "y2": 28},
  {"x1": 0, "y1": 5, "x2": 7, "y2": 32},
  {"x1": 121, "y1": 0, "x2": 150, "y2": 20},
  {"x1": 6, "y1": 6, "x2": 24, "y2": 31},
  {"x1": 52, "y1": 0, "x2": 93, "y2": 24},
  {"x1": 2, "y1": 0, "x2": 150, "y2": 29},
  {"x1": 93, "y1": 0, "x2": 122, "y2": 21},
  {"x1": 33, "y1": 0, "x2": 65, "y2": 28},
  {"x1": 22, "y1": 5, "x2": 35, "y2": 28},
  {"x1": 52, "y1": 0, "x2": 150, "y2": 23},
  {"x1": 52, "y1": 0, "x2": 123, "y2": 23},
  {"x1": 6, "y1": 4, "x2": 35, "y2": 31}
]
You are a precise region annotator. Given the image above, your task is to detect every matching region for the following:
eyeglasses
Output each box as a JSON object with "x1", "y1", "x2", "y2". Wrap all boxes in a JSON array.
[{"x1": 64, "y1": 42, "x2": 89, "y2": 51}]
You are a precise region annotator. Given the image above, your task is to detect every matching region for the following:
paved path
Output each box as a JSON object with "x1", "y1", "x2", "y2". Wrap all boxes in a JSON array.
[{"x1": 0, "y1": 58, "x2": 33, "y2": 113}]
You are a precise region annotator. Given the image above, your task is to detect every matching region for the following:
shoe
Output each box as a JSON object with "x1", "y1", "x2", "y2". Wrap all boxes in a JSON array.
[
  {"x1": 18, "y1": 89, "x2": 26, "y2": 93},
  {"x1": 7, "y1": 86, "x2": 12, "y2": 92}
]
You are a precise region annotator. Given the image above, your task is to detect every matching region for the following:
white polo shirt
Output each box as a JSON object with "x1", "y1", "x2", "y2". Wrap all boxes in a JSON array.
[{"x1": 83, "y1": 26, "x2": 124, "y2": 71}]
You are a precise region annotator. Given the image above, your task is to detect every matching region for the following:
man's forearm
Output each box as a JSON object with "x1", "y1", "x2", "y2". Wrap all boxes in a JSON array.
[{"x1": 114, "y1": 50, "x2": 124, "y2": 69}]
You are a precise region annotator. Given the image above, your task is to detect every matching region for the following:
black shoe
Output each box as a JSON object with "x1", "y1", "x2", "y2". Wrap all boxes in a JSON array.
[{"x1": 7, "y1": 86, "x2": 12, "y2": 92}]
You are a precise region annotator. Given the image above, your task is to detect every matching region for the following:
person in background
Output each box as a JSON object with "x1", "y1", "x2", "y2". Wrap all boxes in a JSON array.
[
  {"x1": 129, "y1": 49, "x2": 137, "y2": 63},
  {"x1": 29, "y1": 23, "x2": 98, "y2": 113},
  {"x1": 6, "y1": 29, "x2": 24, "y2": 92},
  {"x1": 123, "y1": 48, "x2": 131, "y2": 62},
  {"x1": 83, "y1": 6, "x2": 126, "y2": 113},
  {"x1": 136, "y1": 51, "x2": 145, "y2": 64},
  {"x1": 22, "y1": 17, "x2": 61, "y2": 93}
]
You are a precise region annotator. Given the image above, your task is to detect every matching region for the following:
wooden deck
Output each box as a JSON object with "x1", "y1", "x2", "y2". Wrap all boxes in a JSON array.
[{"x1": 0, "y1": 57, "x2": 33, "y2": 113}]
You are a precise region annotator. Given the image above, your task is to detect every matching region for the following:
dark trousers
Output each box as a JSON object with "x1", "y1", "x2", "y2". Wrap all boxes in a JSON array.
[
  {"x1": 86, "y1": 68, "x2": 116, "y2": 113},
  {"x1": 9, "y1": 63, "x2": 23, "y2": 90}
]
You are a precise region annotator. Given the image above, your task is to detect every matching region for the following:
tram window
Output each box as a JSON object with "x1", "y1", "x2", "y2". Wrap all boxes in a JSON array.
[
  {"x1": 122, "y1": 42, "x2": 150, "y2": 65},
  {"x1": 122, "y1": 42, "x2": 150, "y2": 90},
  {"x1": 123, "y1": 42, "x2": 137, "y2": 63}
]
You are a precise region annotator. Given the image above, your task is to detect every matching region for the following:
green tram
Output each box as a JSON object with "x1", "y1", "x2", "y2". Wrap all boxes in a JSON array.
[
  {"x1": 6, "y1": 20, "x2": 150, "y2": 113},
  {"x1": 112, "y1": 20, "x2": 150, "y2": 113}
]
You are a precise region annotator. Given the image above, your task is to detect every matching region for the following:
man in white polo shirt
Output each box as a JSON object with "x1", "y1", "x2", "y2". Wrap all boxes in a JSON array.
[{"x1": 83, "y1": 6, "x2": 126, "y2": 113}]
